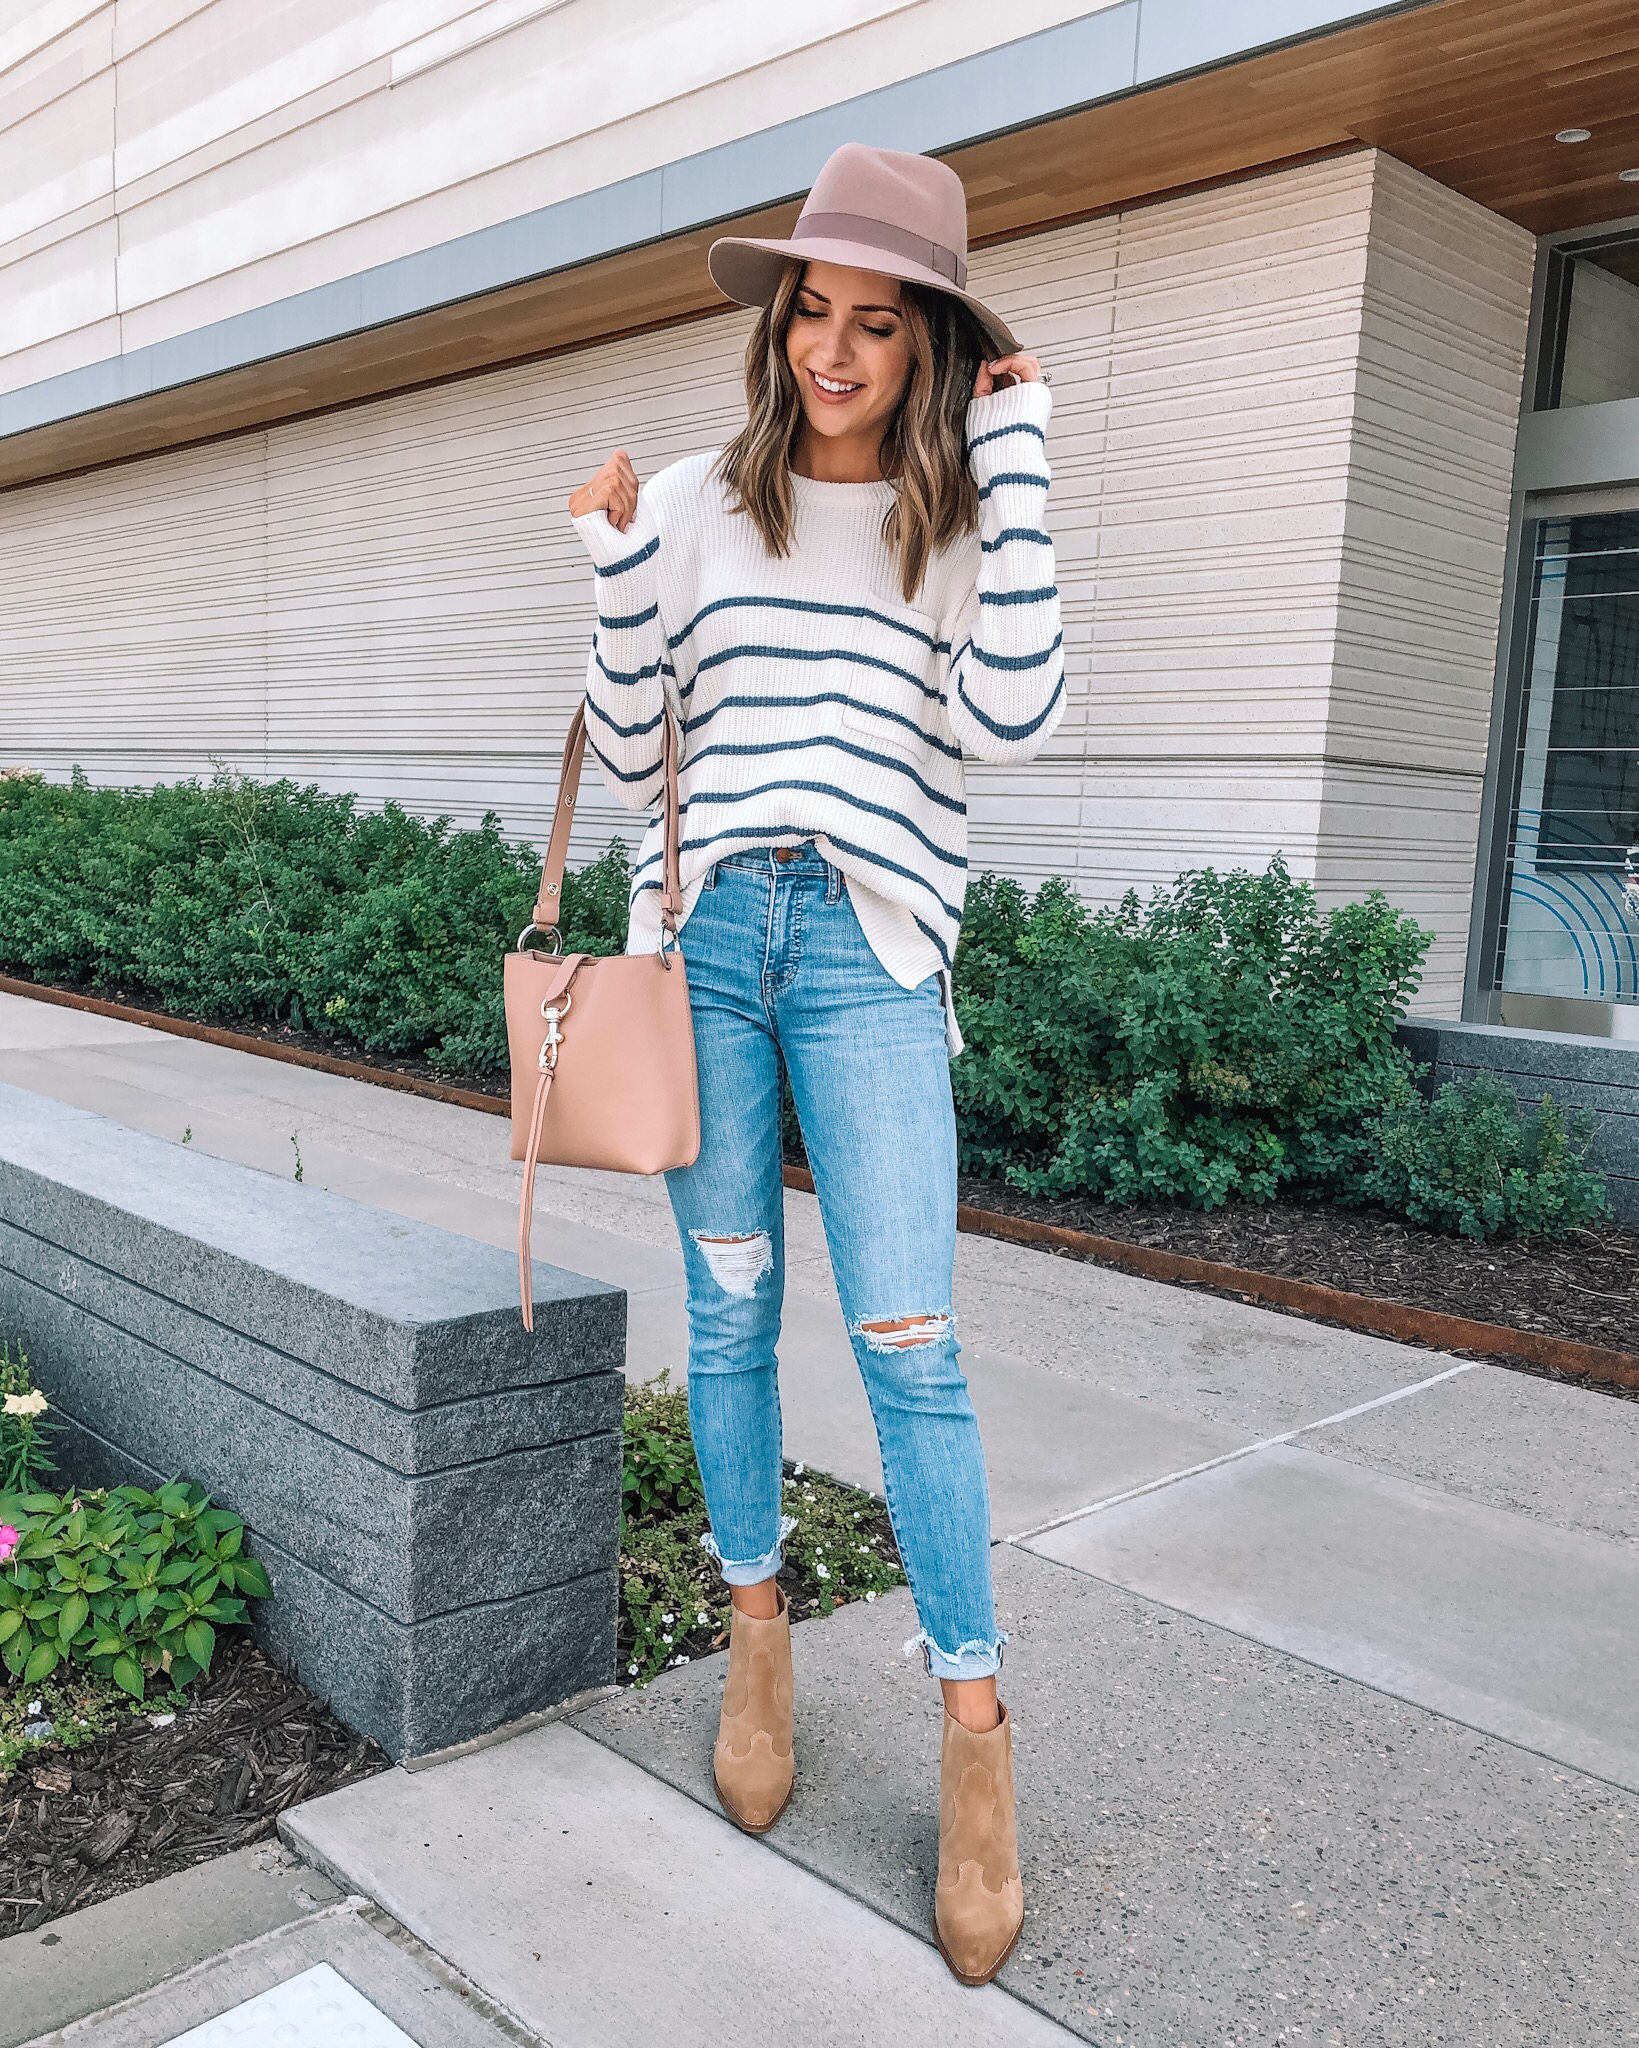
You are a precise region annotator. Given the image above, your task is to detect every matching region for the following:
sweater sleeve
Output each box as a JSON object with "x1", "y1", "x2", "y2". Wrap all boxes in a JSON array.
[
  {"x1": 573, "y1": 496, "x2": 670, "y2": 812},
  {"x1": 944, "y1": 380, "x2": 1066, "y2": 766}
]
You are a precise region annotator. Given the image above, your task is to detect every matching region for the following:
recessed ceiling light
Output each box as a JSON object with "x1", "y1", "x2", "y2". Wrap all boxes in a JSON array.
[
  {"x1": 1621, "y1": 168, "x2": 1639, "y2": 183},
  {"x1": 1556, "y1": 127, "x2": 1592, "y2": 144}
]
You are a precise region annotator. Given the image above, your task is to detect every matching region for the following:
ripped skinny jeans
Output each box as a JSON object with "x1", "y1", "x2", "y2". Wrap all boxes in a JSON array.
[{"x1": 664, "y1": 843, "x2": 1001, "y2": 1682}]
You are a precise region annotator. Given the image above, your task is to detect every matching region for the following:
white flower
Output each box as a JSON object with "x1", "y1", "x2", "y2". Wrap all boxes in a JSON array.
[
  {"x1": 627, "y1": 1663, "x2": 639, "y2": 1675},
  {"x1": 794, "y1": 1463, "x2": 805, "y2": 1477},
  {"x1": 3, "y1": 1390, "x2": 46, "y2": 1418},
  {"x1": 815, "y1": 1564, "x2": 830, "y2": 1581},
  {"x1": 662, "y1": 1634, "x2": 672, "y2": 1644},
  {"x1": 26, "y1": 1699, "x2": 41, "y2": 1714},
  {"x1": 865, "y1": 1591, "x2": 877, "y2": 1602},
  {"x1": 661, "y1": 1613, "x2": 674, "y2": 1625},
  {"x1": 673, "y1": 1654, "x2": 691, "y2": 1665},
  {"x1": 695, "y1": 1612, "x2": 709, "y2": 1626}
]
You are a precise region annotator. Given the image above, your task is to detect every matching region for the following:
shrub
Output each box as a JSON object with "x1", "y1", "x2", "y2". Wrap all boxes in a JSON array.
[
  {"x1": 1363, "y1": 1075, "x2": 1612, "y2": 1240},
  {"x1": 0, "y1": 769, "x2": 631, "y2": 1077},
  {"x1": 0, "y1": 1482, "x2": 270, "y2": 1698},
  {"x1": 618, "y1": 1376, "x2": 903, "y2": 1685},
  {"x1": 0, "y1": 1344, "x2": 56, "y2": 1494},
  {"x1": 953, "y1": 858, "x2": 1430, "y2": 1208}
]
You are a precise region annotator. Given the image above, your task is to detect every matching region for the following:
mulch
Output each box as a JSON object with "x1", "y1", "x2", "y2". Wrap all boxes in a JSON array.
[
  {"x1": 0, "y1": 1636, "x2": 387, "y2": 1938},
  {"x1": 958, "y1": 1176, "x2": 1639, "y2": 1367}
]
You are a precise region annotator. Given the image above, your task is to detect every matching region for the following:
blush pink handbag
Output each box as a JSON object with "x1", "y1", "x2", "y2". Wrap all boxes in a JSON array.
[{"x1": 507, "y1": 702, "x2": 699, "y2": 1328}]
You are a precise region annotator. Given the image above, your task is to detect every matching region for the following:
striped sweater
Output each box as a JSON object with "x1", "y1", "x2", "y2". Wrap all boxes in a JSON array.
[{"x1": 572, "y1": 377, "x2": 1064, "y2": 1050}]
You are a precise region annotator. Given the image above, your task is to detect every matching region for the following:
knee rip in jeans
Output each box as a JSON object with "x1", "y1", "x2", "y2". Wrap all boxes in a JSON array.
[
  {"x1": 852, "y1": 1310, "x2": 953, "y2": 1353},
  {"x1": 691, "y1": 1229, "x2": 773, "y2": 1297}
]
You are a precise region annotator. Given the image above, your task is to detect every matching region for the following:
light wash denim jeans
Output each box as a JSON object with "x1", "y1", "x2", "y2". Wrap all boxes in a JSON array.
[{"x1": 664, "y1": 843, "x2": 1002, "y2": 1682}]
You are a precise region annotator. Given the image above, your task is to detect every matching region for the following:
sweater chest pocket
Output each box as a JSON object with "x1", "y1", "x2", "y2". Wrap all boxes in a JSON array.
[{"x1": 836, "y1": 599, "x2": 944, "y2": 763}]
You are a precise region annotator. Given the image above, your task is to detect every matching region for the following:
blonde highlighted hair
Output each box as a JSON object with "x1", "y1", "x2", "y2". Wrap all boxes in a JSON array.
[{"x1": 715, "y1": 262, "x2": 988, "y2": 603}]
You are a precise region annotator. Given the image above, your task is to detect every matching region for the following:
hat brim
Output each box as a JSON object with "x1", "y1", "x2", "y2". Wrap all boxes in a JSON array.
[{"x1": 707, "y1": 235, "x2": 1020, "y2": 360}]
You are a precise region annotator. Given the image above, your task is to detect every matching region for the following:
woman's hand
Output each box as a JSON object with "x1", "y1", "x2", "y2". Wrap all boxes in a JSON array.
[
  {"x1": 569, "y1": 449, "x2": 639, "y2": 531},
  {"x1": 973, "y1": 354, "x2": 1044, "y2": 396}
]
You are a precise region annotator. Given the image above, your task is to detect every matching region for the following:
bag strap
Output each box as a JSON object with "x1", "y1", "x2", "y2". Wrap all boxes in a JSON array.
[{"x1": 530, "y1": 701, "x2": 681, "y2": 939}]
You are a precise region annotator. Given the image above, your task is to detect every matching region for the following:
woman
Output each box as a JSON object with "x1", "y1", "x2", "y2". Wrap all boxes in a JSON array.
[{"x1": 567, "y1": 142, "x2": 1063, "y2": 1987}]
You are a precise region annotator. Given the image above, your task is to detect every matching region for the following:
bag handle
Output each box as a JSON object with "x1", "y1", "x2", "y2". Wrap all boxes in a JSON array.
[{"x1": 525, "y1": 702, "x2": 681, "y2": 945}]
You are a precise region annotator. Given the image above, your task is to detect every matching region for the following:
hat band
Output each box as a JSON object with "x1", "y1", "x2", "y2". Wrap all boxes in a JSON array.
[{"x1": 791, "y1": 210, "x2": 968, "y2": 290}]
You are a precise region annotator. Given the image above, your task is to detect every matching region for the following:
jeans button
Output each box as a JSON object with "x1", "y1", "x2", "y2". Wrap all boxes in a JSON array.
[{"x1": 773, "y1": 847, "x2": 797, "y2": 864}]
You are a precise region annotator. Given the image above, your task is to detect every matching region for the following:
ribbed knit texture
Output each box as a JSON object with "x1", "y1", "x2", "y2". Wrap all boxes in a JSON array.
[{"x1": 572, "y1": 379, "x2": 1064, "y2": 1051}]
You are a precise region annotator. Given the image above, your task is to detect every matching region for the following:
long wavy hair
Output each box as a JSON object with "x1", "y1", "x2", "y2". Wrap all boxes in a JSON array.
[{"x1": 715, "y1": 261, "x2": 988, "y2": 603}]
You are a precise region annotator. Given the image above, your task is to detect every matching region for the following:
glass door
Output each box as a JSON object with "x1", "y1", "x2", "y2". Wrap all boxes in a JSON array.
[{"x1": 1493, "y1": 511, "x2": 1639, "y2": 1022}]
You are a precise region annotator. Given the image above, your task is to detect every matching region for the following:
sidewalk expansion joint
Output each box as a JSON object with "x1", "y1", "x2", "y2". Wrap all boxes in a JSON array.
[{"x1": 1001, "y1": 1360, "x2": 1481, "y2": 1545}]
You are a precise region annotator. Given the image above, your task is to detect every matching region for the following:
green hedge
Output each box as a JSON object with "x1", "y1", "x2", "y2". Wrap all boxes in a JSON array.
[
  {"x1": 0, "y1": 770, "x2": 1610, "y2": 1236},
  {"x1": 952, "y1": 860, "x2": 1430, "y2": 1207},
  {"x1": 0, "y1": 769, "x2": 627, "y2": 1077}
]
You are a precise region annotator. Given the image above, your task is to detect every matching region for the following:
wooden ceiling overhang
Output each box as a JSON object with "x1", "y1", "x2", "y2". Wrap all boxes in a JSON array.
[{"x1": 3, "y1": 0, "x2": 1637, "y2": 493}]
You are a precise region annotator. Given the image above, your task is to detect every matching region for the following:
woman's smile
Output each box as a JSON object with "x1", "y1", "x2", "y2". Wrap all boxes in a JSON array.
[{"x1": 807, "y1": 367, "x2": 866, "y2": 403}]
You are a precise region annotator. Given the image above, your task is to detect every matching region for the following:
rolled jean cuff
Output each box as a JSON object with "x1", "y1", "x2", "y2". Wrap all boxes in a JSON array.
[
  {"x1": 700, "y1": 1513, "x2": 797, "y2": 1587},
  {"x1": 905, "y1": 1629, "x2": 1008, "y2": 1682}
]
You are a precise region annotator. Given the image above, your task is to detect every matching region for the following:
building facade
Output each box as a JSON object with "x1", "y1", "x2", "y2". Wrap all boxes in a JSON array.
[{"x1": 2, "y1": 0, "x2": 1637, "y2": 1034}]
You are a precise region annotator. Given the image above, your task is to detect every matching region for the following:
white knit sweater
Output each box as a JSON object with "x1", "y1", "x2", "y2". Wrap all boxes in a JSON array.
[{"x1": 572, "y1": 378, "x2": 1064, "y2": 1051}]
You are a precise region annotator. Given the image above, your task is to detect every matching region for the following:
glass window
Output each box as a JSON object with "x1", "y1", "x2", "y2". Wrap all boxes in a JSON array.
[
  {"x1": 1537, "y1": 236, "x2": 1639, "y2": 410},
  {"x1": 1495, "y1": 513, "x2": 1639, "y2": 1006}
]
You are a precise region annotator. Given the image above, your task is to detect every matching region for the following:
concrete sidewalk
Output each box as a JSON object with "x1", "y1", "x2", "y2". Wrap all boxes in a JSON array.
[{"x1": 3, "y1": 990, "x2": 1637, "y2": 2046}]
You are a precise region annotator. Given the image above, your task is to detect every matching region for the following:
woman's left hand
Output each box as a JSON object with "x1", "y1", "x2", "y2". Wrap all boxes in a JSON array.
[{"x1": 973, "y1": 353, "x2": 1044, "y2": 396}]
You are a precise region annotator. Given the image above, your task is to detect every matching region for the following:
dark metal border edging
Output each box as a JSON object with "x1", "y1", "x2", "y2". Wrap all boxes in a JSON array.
[{"x1": 4, "y1": 973, "x2": 1634, "y2": 1392}]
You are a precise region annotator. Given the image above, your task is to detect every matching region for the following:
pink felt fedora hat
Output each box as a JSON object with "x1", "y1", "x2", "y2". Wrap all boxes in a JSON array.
[{"x1": 708, "y1": 143, "x2": 1019, "y2": 358}]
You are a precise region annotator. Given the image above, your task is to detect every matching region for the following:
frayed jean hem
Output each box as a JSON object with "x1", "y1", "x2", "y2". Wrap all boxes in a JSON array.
[
  {"x1": 699, "y1": 1514, "x2": 798, "y2": 1587},
  {"x1": 904, "y1": 1628, "x2": 1008, "y2": 1682}
]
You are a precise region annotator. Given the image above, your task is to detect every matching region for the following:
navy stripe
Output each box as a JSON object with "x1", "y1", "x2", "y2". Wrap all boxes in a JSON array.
[
  {"x1": 978, "y1": 471, "x2": 1050, "y2": 501},
  {"x1": 668, "y1": 593, "x2": 949, "y2": 655},
  {"x1": 585, "y1": 693, "x2": 665, "y2": 741},
  {"x1": 593, "y1": 644, "x2": 666, "y2": 687},
  {"x1": 684, "y1": 779, "x2": 967, "y2": 872},
  {"x1": 979, "y1": 585, "x2": 1057, "y2": 607},
  {"x1": 685, "y1": 733, "x2": 966, "y2": 816},
  {"x1": 954, "y1": 669, "x2": 1065, "y2": 742},
  {"x1": 912, "y1": 914, "x2": 954, "y2": 971},
  {"x1": 666, "y1": 823, "x2": 965, "y2": 926},
  {"x1": 967, "y1": 631, "x2": 1063, "y2": 673},
  {"x1": 593, "y1": 535, "x2": 658, "y2": 578},
  {"x1": 683, "y1": 690, "x2": 961, "y2": 761},
  {"x1": 980, "y1": 527, "x2": 1052, "y2": 552},
  {"x1": 694, "y1": 641, "x2": 945, "y2": 703},
  {"x1": 587, "y1": 734, "x2": 663, "y2": 785},
  {"x1": 598, "y1": 601, "x2": 658, "y2": 630},
  {"x1": 968, "y1": 420, "x2": 1046, "y2": 454}
]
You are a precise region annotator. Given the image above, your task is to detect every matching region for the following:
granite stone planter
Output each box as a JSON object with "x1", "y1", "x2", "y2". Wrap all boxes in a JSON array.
[
  {"x1": 0, "y1": 1082, "x2": 626, "y2": 1760},
  {"x1": 1399, "y1": 1018, "x2": 1639, "y2": 1221}
]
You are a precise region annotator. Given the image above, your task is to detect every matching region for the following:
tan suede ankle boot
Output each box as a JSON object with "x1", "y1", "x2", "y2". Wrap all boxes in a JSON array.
[
  {"x1": 712, "y1": 1589, "x2": 795, "y2": 1833},
  {"x1": 933, "y1": 1701, "x2": 1023, "y2": 1985}
]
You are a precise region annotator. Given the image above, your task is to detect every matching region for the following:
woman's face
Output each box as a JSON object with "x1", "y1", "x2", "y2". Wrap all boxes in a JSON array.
[{"x1": 784, "y1": 261, "x2": 914, "y2": 450}]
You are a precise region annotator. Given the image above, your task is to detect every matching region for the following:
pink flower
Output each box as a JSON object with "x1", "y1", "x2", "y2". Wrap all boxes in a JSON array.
[{"x1": 0, "y1": 1525, "x2": 19, "y2": 1565}]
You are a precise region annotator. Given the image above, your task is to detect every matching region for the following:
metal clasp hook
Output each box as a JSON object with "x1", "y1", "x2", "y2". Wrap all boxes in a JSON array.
[{"x1": 537, "y1": 991, "x2": 572, "y2": 1071}]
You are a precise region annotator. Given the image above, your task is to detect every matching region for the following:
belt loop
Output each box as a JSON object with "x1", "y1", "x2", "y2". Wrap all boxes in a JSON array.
[{"x1": 825, "y1": 860, "x2": 843, "y2": 905}]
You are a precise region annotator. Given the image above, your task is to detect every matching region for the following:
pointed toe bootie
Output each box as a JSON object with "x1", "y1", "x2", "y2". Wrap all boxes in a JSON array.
[
  {"x1": 712, "y1": 1589, "x2": 795, "y2": 1833},
  {"x1": 934, "y1": 1701, "x2": 1024, "y2": 1986}
]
